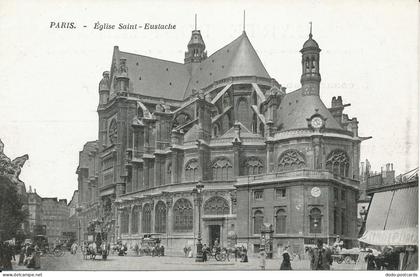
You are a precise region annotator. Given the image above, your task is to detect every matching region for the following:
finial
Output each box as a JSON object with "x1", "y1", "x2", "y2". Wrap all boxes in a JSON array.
[
  {"x1": 195, "y1": 14, "x2": 197, "y2": 30},
  {"x1": 243, "y1": 10, "x2": 246, "y2": 32},
  {"x1": 309, "y1": 21, "x2": 313, "y2": 38}
]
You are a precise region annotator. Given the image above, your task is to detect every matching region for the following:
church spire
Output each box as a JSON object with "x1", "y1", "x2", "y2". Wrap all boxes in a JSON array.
[
  {"x1": 184, "y1": 14, "x2": 207, "y2": 64},
  {"x1": 300, "y1": 22, "x2": 321, "y2": 96}
]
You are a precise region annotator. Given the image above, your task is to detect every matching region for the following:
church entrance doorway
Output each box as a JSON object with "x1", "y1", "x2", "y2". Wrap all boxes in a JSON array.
[{"x1": 208, "y1": 225, "x2": 221, "y2": 248}]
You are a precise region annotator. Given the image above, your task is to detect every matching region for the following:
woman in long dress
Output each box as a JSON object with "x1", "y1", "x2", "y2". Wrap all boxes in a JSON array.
[{"x1": 280, "y1": 246, "x2": 292, "y2": 270}]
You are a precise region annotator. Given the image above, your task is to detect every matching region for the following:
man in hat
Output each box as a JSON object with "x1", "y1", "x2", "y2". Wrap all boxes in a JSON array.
[{"x1": 310, "y1": 239, "x2": 333, "y2": 270}]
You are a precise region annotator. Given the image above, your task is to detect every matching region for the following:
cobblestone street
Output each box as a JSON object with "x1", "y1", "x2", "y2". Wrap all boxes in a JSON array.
[{"x1": 11, "y1": 251, "x2": 361, "y2": 271}]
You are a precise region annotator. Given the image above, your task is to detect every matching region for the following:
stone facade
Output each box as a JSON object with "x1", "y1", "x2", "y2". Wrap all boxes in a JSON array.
[
  {"x1": 76, "y1": 141, "x2": 102, "y2": 241},
  {"x1": 77, "y1": 27, "x2": 366, "y2": 256},
  {"x1": 40, "y1": 197, "x2": 69, "y2": 243}
]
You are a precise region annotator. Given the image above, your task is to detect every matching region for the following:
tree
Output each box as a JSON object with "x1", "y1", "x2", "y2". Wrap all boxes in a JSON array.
[{"x1": 0, "y1": 176, "x2": 28, "y2": 241}]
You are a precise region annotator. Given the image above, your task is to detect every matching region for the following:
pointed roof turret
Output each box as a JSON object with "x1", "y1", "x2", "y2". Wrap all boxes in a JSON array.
[{"x1": 184, "y1": 14, "x2": 207, "y2": 64}]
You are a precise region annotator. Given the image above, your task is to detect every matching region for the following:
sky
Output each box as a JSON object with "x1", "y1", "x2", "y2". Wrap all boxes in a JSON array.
[{"x1": 0, "y1": 0, "x2": 418, "y2": 201}]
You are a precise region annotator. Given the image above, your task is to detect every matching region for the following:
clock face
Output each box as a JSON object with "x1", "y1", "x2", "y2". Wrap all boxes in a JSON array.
[
  {"x1": 311, "y1": 117, "x2": 323, "y2": 129},
  {"x1": 311, "y1": 187, "x2": 321, "y2": 198}
]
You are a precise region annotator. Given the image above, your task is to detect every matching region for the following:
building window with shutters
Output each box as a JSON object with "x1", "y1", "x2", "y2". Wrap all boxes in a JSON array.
[
  {"x1": 276, "y1": 188, "x2": 286, "y2": 198},
  {"x1": 253, "y1": 210, "x2": 264, "y2": 234},
  {"x1": 173, "y1": 198, "x2": 193, "y2": 232},
  {"x1": 275, "y1": 209, "x2": 287, "y2": 234},
  {"x1": 254, "y1": 190, "x2": 263, "y2": 200}
]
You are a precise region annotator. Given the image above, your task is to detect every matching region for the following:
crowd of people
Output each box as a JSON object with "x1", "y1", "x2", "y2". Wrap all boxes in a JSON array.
[{"x1": 0, "y1": 241, "x2": 42, "y2": 270}]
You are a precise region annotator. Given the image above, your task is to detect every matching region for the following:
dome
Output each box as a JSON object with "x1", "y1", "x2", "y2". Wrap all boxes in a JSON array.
[{"x1": 302, "y1": 34, "x2": 319, "y2": 49}]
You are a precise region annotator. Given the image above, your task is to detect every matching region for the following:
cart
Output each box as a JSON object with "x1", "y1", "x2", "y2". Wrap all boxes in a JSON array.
[
  {"x1": 332, "y1": 248, "x2": 360, "y2": 264},
  {"x1": 82, "y1": 220, "x2": 109, "y2": 260}
]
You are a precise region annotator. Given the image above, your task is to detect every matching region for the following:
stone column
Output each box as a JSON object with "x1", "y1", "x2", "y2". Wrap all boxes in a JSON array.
[
  {"x1": 267, "y1": 143, "x2": 274, "y2": 173},
  {"x1": 128, "y1": 205, "x2": 133, "y2": 235},
  {"x1": 117, "y1": 209, "x2": 123, "y2": 240},
  {"x1": 150, "y1": 200, "x2": 155, "y2": 233}
]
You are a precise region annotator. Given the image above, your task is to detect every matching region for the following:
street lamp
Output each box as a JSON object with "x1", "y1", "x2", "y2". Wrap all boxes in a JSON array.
[{"x1": 192, "y1": 181, "x2": 204, "y2": 262}]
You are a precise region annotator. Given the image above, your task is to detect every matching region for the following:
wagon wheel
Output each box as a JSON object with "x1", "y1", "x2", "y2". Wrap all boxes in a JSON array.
[
  {"x1": 336, "y1": 256, "x2": 343, "y2": 264},
  {"x1": 344, "y1": 255, "x2": 352, "y2": 264},
  {"x1": 219, "y1": 253, "x2": 227, "y2": 262},
  {"x1": 53, "y1": 249, "x2": 63, "y2": 257}
]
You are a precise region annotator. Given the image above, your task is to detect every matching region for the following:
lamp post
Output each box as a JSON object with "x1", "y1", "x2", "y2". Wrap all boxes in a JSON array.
[{"x1": 192, "y1": 181, "x2": 204, "y2": 262}]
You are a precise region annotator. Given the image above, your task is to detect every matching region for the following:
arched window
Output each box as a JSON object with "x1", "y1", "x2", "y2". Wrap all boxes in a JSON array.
[
  {"x1": 312, "y1": 57, "x2": 317, "y2": 73},
  {"x1": 259, "y1": 123, "x2": 265, "y2": 137},
  {"x1": 305, "y1": 57, "x2": 310, "y2": 72},
  {"x1": 341, "y1": 210, "x2": 346, "y2": 235},
  {"x1": 155, "y1": 201, "x2": 167, "y2": 233},
  {"x1": 309, "y1": 208, "x2": 322, "y2": 233},
  {"x1": 222, "y1": 93, "x2": 231, "y2": 108},
  {"x1": 244, "y1": 157, "x2": 264, "y2": 175},
  {"x1": 108, "y1": 118, "x2": 118, "y2": 145},
  {"x1": 237, "y1": 97, "x2": 249, "y2": 126},
  {"x1": 213, "y1": 124, "x2": 220, "y2": 138},
  {"x1": 275, "y1": 209, "x2": 287, "y2": 234},
  {"x1": 212, "y1": 157, "x2": 233, "y2": 180},
  {"x1": 203, "y1": 196, "x2": 229, "y2": 215},
  {"x1": 252, "y1": 92, "x2": 258, "y2": 105},
  {"x1": 326, "y1": 150, "x2": 350, "y2": 177},
  {"x1": 278, "y1": 150, "x2": 306, "y2": 171},
  {"x1": 222, "y1": 113, "x2": 231, "y2": 132},
  {"x1": 142, "y1": 203, "x2": 152, "y2": 233},
  {"x1": 166, "y1": 163, "x2": 172, "y2": 184},
  {"x1": 174, "y1": 112, "x2": 191, "y2": 128},
  {"x1": 173, "y1": 198, "x2": 193, "y2": 232},
  {"x1": 120, "y1": 209, "x2": 129, "y2": 234},
  {"x1": 253, "y1": 210, "x2": 264, "y2": 234},
  {"x1": 185, "y1": 159, "x2": 199, "y2": 182},
  {"x1": 131, "y1": 207, "x2": 140, "y2": 234},
  {"x1": 251, "y1": 114, "x2": 258, "y2": 133}
]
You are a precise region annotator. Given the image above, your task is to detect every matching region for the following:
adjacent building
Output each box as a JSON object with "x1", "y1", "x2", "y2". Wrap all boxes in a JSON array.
[
  {"x1": 77, "y1": 26, "x2": 368, "y2": 256},
  {"x1": 40, "y1": 197, "x2": 69, "y2": 243},
  {"x1": 76, "y1": 141, "x2": 101, "y2": 241}
]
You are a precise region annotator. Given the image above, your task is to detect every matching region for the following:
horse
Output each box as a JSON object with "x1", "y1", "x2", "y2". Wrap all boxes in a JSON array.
[{"x1": 88, "y1": 242, "x2": 97, "y2": 260}]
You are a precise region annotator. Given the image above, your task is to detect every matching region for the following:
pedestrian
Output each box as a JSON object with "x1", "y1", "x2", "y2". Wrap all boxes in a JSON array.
[
  {"x1": 240, "y1": 246, "x2": 248, "y2": 262},
  {"x1": 364, "y1": 249, "x2": 376, "y2": 270},
  {"x1": 18, "y1": 244, "x2": 25, "y2": 265},
  {"x1": 33, "y1": 244, "x2": 41, "y2": 269},
  {"x1": 280, "y1": 246, "x2": 292, "y2": 270},
  {"x1": 259, "y1": 248, "x2": 267, "y2": 270},
  {"x1": 202, "y1": 244, "x2": 208, "y2": 262},
  {"x1": 309, "y1": 239, "x2": 333, "y2": 270},
  {"x1": 2, "y1": 242, "x2": 13, "y2": 270}
]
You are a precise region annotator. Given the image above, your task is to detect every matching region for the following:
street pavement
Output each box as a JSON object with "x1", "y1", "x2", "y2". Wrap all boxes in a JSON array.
[{"x1": 10, "y1": 251, "x2": 361, "y2": 271}]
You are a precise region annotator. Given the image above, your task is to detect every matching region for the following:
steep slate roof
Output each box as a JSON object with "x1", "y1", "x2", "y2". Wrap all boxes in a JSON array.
[
  {"x1": 184, "y1": 32, "x2": 271, "y2": 98},
  {"x1": 117, "y1": 32, "x2": 270, "y2": 101},
  {"x1": 119, "y1": 52, "x2": 190, "y2": 100},
  {"x1": 276, "y1": 89, "x2": 343, "y2": 131}
]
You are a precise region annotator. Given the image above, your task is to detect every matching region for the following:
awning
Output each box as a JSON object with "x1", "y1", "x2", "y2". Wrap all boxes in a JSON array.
[{"x1": 359, "y1": 186, "x2": 418, "y2": 246}]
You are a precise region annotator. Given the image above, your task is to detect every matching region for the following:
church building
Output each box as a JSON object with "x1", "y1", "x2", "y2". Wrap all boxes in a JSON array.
[{"x1": 78, "y1": 24, "x2": 367, "y2": 256}]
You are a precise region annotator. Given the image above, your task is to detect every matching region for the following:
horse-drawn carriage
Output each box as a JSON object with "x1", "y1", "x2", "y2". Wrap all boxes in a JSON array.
[
  {"x1": 331, "y1": 248, "x2": 360, "y2": 264},
  {"x1": 82, "y1": 233, "x2": 109, "y2": 260},
  {"x1": 138, "y1": 234, "x2": 164, "y2": 256},
  {"x1": 82, "y1": 220, "x2": 110, "y2": 260}
]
